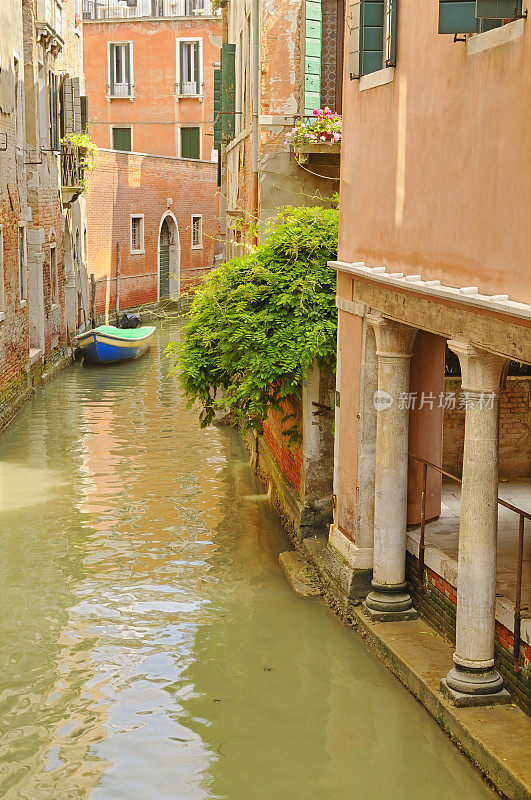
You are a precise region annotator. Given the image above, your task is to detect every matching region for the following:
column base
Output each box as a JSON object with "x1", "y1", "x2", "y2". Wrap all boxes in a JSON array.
[
  {"x1": 363, "y1": 581, "x2": 418, "y2": 622},
  {"x1": 440, "y1": 672, "x2": 510, "y2": 708}
]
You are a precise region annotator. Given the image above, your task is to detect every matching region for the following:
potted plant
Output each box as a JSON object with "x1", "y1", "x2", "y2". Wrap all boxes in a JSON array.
[{"x1": 285, "y1": 108, "x2": 341, "y2": 161}]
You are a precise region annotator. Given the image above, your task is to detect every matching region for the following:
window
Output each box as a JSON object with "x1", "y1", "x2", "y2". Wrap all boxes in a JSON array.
[
  {"x1": 177, "y1": 40, "x2": 202, "y2": 95},
  {"x1": 18, "y1": 225, "x2": 27, "y2": 302},
  {"x1": 191, "y1": 215, "x2": 203, "y2": 249},
  {"x1": 50, "y1": 244, "x2": 59, "y2": 305},
  {"x1": 438, "y1": 0, "x2": 522, "y2": 34},
  {"x1": 112, "y1": 127, "x2": 132, "y2": 151},
  {"x1": 348, "y1": 0, "x2": 397, "y2": 79},
  {"x1": 109, "y1": 43, "x2": 133, "y2": 97},
  {"x1": 0, "y1": 226, "x2": 4, "y2": 317},
  {"x1": 130, "y1": 215, "x2": 144, "y2": 254},
  {"x1": 180, "y1": 126, "x2": 200, "y2": 159},
  {"x1": 38, "y1": 63, "x2": 48, "y2": 148}
]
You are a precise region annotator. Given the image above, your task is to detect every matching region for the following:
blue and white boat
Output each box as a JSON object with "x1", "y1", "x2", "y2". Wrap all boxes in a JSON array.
[{"x1": 75, "y1": 325, "x2": 156, "y2": 364}]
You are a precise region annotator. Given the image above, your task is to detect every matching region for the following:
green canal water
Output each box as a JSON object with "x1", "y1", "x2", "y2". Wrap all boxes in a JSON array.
[{"x1": 0, "y1": 322, "x2": 496, "y2": 800}]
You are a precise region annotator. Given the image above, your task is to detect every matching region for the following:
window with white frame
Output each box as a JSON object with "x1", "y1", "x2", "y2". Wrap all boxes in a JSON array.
[
  {"x1": 177, "y1": 39, "x2": 202, "y2": 95},
  {"x1": 130, "y1": 215, "x2": 144, "y2": 253},
  {"x1": 18, "y1": 225, "x2": 27, "y2": 302},
  {"x1": 191, "y1": 215, "x2": 203, "y2": 249},
  {"x1": 109, "y1": 43, "x2": 133, "y2": 97},
  {"x1": 50, "y1": 244, "x2": 59, "y2": 305},
  {"x1": 0, "y1": 226, "x2": 4, "y2": 315}
]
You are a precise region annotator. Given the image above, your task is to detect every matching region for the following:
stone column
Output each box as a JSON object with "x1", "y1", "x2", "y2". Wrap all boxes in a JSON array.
[
  {"x1": 442, "y1": 341, "x2": 510, "y2": 705},
  {"x1": 364, "y1": 315, "x2": 418, "y2": 620}
]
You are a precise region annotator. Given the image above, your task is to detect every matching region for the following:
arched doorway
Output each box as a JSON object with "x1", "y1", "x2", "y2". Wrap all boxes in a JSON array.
[{"x1": 158, "y1": 212, "x2": 180, "y2": 300}]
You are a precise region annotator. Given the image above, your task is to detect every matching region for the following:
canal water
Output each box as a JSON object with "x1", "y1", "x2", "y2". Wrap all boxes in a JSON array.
[{"x1": 0, "y1": 321, "x2": 495, "y2": 800}]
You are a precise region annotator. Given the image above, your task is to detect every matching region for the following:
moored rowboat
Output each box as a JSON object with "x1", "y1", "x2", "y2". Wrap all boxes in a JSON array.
[{"x1": 75, "y1": 325, "x2": 156, "y2": 364}]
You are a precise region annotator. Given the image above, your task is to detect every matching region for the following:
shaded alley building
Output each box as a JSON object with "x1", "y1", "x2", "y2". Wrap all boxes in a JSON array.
[
  {"x1": 217, "y1": 0, "x2": 344, "y2": 256},
  {"x1": 0, "y1": 0, "x2": 89, "y2": 430},
  {"x1": 82, "y1": 0, "x2": 222, "y2": 315},
  {"x1": 326, "y1": 0, "x2": 530, "y2": 710}
]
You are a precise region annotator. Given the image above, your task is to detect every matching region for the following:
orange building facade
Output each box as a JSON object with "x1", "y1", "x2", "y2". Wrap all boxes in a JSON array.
[
  {"x1": 83, "y1": 3, "x2": 222, "y2": 310},
  {"x1": 326, "y1": 2, "x2": 530, "y2": 709}
]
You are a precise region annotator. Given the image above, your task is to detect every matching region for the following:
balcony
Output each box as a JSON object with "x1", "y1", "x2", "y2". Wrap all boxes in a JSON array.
[
  {"x1": 83, "y1": 0, "x2": 219, "y2": 20},
  {"x1": 60, "y1": 143, "x2": 85, "y2": 206},
  {"x1": 175, "y1": 80, "x2": 204, "y2": 100},
  {"x1": 107, "y1": 81, "x2": 135, "y2": 100}
]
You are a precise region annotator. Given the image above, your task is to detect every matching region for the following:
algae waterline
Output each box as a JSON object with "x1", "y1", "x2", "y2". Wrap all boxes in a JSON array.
[{"x1": 0, "y1": 321, "x2": 496, "y2": 799}]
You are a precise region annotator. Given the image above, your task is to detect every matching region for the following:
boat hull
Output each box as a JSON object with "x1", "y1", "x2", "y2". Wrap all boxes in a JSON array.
[{"x1": 76, "y1": 328, "x2": 155, "y2": 364}]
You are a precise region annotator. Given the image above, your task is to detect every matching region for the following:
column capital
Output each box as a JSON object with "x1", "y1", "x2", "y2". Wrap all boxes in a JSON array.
[
  {"x1": 447, "y1": 340, "x2": 509, "y2": 393},
  {"x1": 366, "y1": 314, "x2": 417, "y2": 357}
]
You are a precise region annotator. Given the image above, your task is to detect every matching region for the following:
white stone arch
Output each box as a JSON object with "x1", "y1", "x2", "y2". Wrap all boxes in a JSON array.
[{"x1": 157, "y1": 210, "x2": 181, "y2": 301}]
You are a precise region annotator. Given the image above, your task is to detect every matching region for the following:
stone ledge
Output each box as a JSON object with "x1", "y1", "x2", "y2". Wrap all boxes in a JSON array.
[{"x1": 295, "y1": 536, "x2": 531, "y2": 800}]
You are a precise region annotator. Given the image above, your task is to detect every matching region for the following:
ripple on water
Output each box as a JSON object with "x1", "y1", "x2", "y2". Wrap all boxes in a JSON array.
[{"x1": 0, "y1": 322, "x2": 496, "y2": 800}]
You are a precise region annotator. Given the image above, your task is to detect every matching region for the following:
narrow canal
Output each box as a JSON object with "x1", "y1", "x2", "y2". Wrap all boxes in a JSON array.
[{"x1": 0, "y1": 321, "x2": 496, "y2": 800}]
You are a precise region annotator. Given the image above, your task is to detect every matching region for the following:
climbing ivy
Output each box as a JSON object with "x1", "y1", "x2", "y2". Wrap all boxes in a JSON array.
[{"x1": 168, "y1": 205, "x2": 338, "y2": 437}]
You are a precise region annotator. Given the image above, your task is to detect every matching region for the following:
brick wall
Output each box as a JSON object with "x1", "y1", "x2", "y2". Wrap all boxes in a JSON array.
[
  {"x1": 87, "y1": 149, "x2": 219, "y2": 314},
  {"x1": 443, "y1": 376, "x2": 531, "y2": 479},
  {"x1": 407, "y1": 553, "x2": 530, "y2": 714},
  {"x1": 262, "y1": 399, "x2": 303, "y2": 495},
  {"x1": 321, "y1": 0, "x2": 339, "y2": 111}
]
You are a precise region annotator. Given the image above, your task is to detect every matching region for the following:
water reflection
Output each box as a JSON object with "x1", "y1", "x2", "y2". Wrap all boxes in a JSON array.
[{"x1": 0, "y1": 321, "x2": 495, "y2": 799}]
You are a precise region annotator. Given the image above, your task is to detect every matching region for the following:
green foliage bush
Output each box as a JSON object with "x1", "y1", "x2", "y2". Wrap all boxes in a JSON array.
[{"x1": 169, "y1": 205, "x2": 338, "y2": 437}]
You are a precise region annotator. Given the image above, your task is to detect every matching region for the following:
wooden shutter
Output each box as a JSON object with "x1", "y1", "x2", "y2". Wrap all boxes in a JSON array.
[
  {"x1": 181, "y1": 127, "x2": 200, "y2": 159},
  {"x1": 62, "y1": 77, "x2": 73, "y2": 136},
  {"x1": 109, "y1": 44, "x2": 115, "y2": 93},
  {"x1": 113, "y1": 127, "x2": 131, "y2": 151},
  {"x1": 213, "y1": 67, "x2": 221, "y2": 150},
  {"x1": 385, "y1": 0, "x2": 398, "y2": 67},
  {"x1": 348, "y1": 0, "x2": 362, "y2": 79},
  {"x1": 193, "y1": 41, "x2": 200, "y2": 92},
  {"x1": 125, "y1": 44, "x2": 131, "y2": 94},
  {"x1": 49, "y1": 72, "x2": 60, "y2": 150},
  {"x1": 179, "y1": 41, "x2": 185, "y2": 89},
  {"x1": 304, "y1": 0, "x2": 321, "y2": 116},
  {"x1": 73, "y1": 77, "x2": 82, "y2": 133},
  {"x1": 438, "y1": 1, "x2": 477, "y2": 33},
  {"x1": 221, "y1": 43, "x2": 235, "y2": 143},
  {"x1": 80, "y1": 95, "x2": 89, "y2": 133},
  {"x1": 361, "y1": 1, "x2": 384, "y2": 76},
  {"x1": 476, "y1": 0, "x2": 521, "y2": 17}
]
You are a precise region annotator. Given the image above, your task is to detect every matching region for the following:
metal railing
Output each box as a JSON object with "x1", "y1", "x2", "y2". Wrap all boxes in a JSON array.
[
  {"x1": 409, "y1": 453, "x2": 529, "y2": 672},
  {"x1": 60, "y1": 142, "x2": 85, "y2": 188},
  {"x1": 83, "y1": 0, "x2": 218, "y2": 20},
  {"x1": 107, "y1": 81, "x2": 135, "y2": 98},
  {"x1": 175, "y1": 80, "x2": 203, "y2": 96}
]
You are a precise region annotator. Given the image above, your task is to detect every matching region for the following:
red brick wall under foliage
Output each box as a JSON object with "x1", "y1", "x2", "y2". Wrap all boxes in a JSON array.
[
  {"x1": 262, "y1": 399, "x2": 303, "y2": 494},
  {"x1": 87, "y1": 149, "x2": 219, "y2": 313}
]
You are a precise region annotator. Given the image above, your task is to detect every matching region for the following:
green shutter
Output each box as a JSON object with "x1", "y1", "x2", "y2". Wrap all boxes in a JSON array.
[
  {"x1": 304, "y1": 0, "x2": 321, "y2": 116},
  {"x1": 361, "y1": 1, "x2": 384, "y2": 75},
  {"x1": 221, "y1": 43, "x2": 235, "y2": 142},
  {"x1": 476, "y1": 0, "x2": 520, "y2": 17},
  {"x1": 181, "y1": 127, "x2": 200, "y2": 159},
  {"x1": 213, "y1": 67, "x2": 221, "y2": 150},
  {"x1": 113, "y1": 127, "x2": 131, "y2": 151},
  {"x1": 438, "y1": 1, "x2": 477, "y2": 33},
  {"x1": 348, "y1": 0, "x2": 362, "y2": 79}
]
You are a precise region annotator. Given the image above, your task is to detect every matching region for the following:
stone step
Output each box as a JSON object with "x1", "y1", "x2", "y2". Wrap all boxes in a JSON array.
[{"x1": 279, "y1": 551, "x2": 321, "y2": 597}]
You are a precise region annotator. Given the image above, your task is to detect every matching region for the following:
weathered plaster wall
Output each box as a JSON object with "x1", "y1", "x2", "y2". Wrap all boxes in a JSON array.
[{"x1": 339, "y1": 3, "x2": 530, "y2": 303}]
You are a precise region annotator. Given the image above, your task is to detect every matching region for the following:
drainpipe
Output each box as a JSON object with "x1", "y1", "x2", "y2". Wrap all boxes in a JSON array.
[{"x1": 252, "y1": 0, "x2": 260, "y2": 241}]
